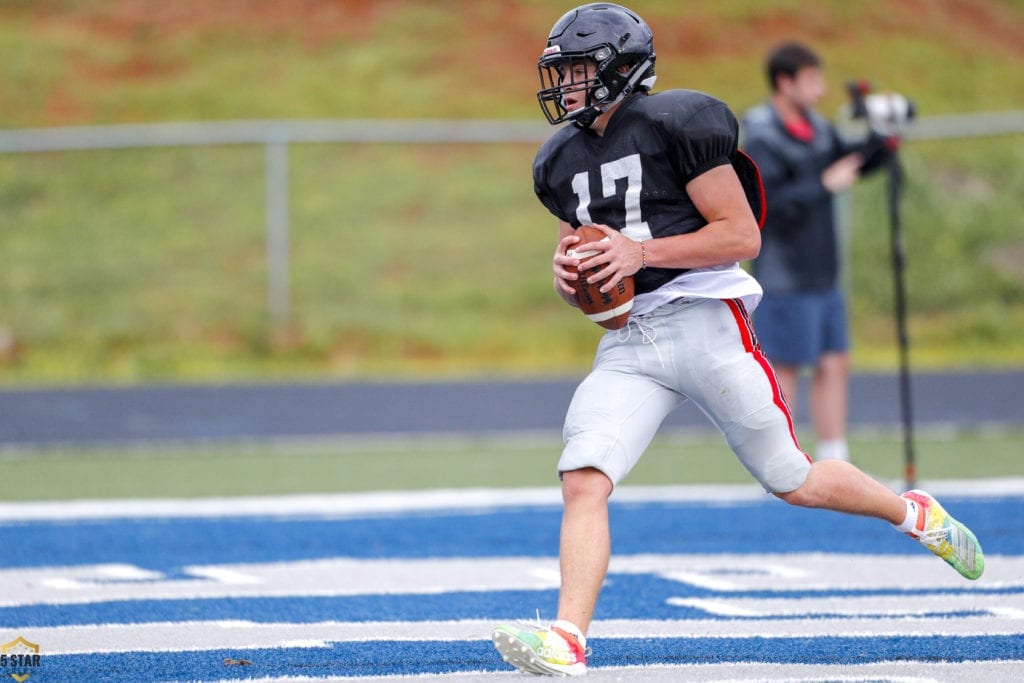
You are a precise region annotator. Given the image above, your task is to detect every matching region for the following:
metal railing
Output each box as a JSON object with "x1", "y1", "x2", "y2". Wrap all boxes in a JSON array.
[{"x1": 2, "y1": 112, "x2": 1022, "y2": 323}]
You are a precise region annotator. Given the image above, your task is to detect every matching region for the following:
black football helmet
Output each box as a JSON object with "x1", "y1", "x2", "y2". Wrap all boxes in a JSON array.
[{"x1": 537, "y1": 3, "x2": 656, "y2": 129}]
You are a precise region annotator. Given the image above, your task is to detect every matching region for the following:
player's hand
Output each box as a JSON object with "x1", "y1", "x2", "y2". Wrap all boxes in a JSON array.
[
  {"x1": 553, "y1": 232, "x2": 581, "y2": 305},
  {"x1": 580, "y1": 224, "x2": 644, "y2": 293},
  {"x1": 822, "y1": 153, "x2": 863, "y2": 193}
]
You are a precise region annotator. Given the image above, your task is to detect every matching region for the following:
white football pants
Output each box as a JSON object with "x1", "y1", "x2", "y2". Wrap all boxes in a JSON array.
[{"x1": 560, "y1": 297, "x2": 812, "y2": 493}]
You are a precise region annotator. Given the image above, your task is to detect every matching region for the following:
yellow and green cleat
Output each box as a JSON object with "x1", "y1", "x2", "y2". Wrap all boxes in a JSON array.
[
  {"x1": 492, "y1": 619, "x2": 588, "y2": 676},
  {"x1": 902, "y1": 489, "x2": 984, "y2": 580}
]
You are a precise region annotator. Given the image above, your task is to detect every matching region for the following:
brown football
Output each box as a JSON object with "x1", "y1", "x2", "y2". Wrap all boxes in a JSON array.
[{"x1": 567, "y1": 225, "x2": 635, "y2": 330}]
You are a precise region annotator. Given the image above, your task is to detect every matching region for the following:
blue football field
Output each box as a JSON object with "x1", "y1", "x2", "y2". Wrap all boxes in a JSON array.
[{"x1": 2, "y1": 482, "x2": 1023, "y2": 681}]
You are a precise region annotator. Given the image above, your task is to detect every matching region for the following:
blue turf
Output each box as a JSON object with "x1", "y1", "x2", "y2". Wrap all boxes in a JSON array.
[
  {"x1": 4, "y1": 497, "x2": 1021, "y2": 572},
  {"x1": 7, "y1": 583, "x2": 1022, "y2": 629},
  {"x1": 2, "y1": 494, "x2": 1022, "y2": 680},
  {"x1": 32, "y1": 635, "x2": 1024, "y2": 682}
]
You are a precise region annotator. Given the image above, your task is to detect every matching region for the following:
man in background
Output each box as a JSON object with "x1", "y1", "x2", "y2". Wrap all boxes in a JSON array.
[{"x1": 742, "y1": 41, "x2": 886, "y2": 463}]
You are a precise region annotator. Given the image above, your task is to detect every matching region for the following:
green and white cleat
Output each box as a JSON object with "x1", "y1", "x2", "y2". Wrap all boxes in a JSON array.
[
  {"x1": 902, "y1": 489, "x2": 984, "y2": 580},
  {"x1": 491, "y1": 619, "x2": 588, "y2": 676}
]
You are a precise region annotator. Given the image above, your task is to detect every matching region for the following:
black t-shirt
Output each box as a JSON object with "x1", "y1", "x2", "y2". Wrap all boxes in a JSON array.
[{"x1": 533, "y1": 90, "x2": 739, "y2": 294}]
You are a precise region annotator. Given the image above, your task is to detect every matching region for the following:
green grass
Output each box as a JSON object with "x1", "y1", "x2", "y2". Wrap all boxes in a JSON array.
[
  {"x1": 3, "y1": 428, "x2": 1021, "y2": 502},
  {"x1": 1, "y1": 135, "x2": 1022, "y2": 383},
  {"x1": 846, "y1": 135, "x2": 1024, "y2": 369},
  {"x1": 1, "y1": 1, "x2": 1024, "y2": 383}
]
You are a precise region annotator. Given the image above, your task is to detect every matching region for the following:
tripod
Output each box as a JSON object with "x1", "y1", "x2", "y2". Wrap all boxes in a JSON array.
[{"x1": 884, "y1": 144, "x2": 916, "y2": 490}]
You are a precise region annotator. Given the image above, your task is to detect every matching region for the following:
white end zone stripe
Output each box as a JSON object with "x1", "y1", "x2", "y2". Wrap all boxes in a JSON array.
[
  {"x1": 24, "y1": 614, "x2": 1024, "y2": 655},
  {"x1": 7, "y1": 554, "x2": 1024, "y2": 608},
  {"x1": 0, "y1": 484, "x2": 765, "y2": 522},
  {"x1": 0, "y1": 479, "x2": 1022, "y2": 522}
]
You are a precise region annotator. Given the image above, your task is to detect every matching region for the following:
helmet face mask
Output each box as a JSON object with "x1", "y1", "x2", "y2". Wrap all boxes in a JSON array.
[
  {"x1": 537, "y1": 50, "x2": 617, "y2": 127},
  {"x1": 537, "y1": 3, "x2": 656, "y2": 129}
]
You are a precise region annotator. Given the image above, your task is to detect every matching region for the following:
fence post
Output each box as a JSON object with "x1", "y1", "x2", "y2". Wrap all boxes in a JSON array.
[{"x1": 265, "y1": 132, "x2": 290, "y2": 325}]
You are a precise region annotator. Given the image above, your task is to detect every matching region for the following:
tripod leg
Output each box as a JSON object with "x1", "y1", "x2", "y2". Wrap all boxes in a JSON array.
[{"x1": 887, "y1": 153, "x2": 916, "y2": 489}]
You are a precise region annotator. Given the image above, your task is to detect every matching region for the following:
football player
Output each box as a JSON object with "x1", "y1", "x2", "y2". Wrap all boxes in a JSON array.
[{"x1": 491, "y1": 3, "x2": 984, "y2": 677}]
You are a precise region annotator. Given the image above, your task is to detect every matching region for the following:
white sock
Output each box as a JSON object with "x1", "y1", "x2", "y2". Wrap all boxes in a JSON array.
[
  {"x1": 551, "y1": 619, "x2": 586, "y2": 647},
  {"x1": 816, "y1": 438, "x2": 849, "y2": 462},
  {"x1": 893, "y1": 497, "x2": 920, "y2": 533}
]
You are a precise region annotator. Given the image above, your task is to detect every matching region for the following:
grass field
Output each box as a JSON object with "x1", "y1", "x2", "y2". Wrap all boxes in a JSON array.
[
  {"x1": 1, "y1": 6, "x2": 1021, "y2": 679},
  {"x1": 3, "y1": 427, "x2": 1022, "y2": 501},
  {"x1": 2, "y1": 134, "x2": 1022, "y2": 383},
  {"x1": 1, "y1": 1, "x2": 1024, "y2": 383}
]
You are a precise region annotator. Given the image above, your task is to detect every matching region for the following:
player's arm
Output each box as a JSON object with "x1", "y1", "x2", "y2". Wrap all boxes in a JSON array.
[
  {"x1": 642, "y1": 163, "x2": 761, "y2": 270},
  {"x1": 553, "y1": 219, "x2": 582, "y2": 307},
  {"x1": 579, "y1": 162, "x2": 761, "y2": 291}
]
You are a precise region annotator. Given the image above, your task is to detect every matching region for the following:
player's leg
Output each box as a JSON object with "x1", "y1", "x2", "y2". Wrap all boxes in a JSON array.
[
  {"x1": 809, "y1": 289, "x2": 850, "y2": 461},
  {"x1": 554, "y1": 344, "x2": 682, "y2": 634},
  {"x1": 491, "y1": 467, "x2": 608, "y2": 676},
  {"x1": 492, "y1": 466, "x2": 611, "y2": 676},
  {"x1": 557, "y1": 467, "x2": 612, "y2": 635},
  {"x1": 809, "y1": 350, "x2": 849, "y2": 459},
  {"x1": 682, "y1": 301, "x2": 903, "y2": 518},
  {"x1": 681, "y1": 298, "x2": 812, "y2": 493},
  {"x1": 773, "y1": 363, "x2": 801, "y2": 417},
  {"x1": 493, "y1": 333, "x2": 681, "y2": 675},
  {"x1": 776, "y1": 458, "x2": 903, "y2": 521},
  {"x1": 778, "y1": 461, "x2": 984, "y2": 579},
  {"x1": 694, "y1": 299, "x2": 984, "y2": 580}
]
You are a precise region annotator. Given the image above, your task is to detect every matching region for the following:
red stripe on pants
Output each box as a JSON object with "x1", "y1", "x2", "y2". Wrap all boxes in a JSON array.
[{"x1": 723, "y1": 298, "x2": 810, "y2": 463}]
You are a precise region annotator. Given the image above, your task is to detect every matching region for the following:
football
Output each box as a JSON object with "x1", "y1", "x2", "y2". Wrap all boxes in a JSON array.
[{"x1": 567, "y1": 225, "x2": 634, "y2": 330}]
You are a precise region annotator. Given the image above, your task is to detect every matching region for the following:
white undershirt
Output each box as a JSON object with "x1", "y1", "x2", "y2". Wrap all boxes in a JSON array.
[{"x1": 631, "y1": 262, "x2": 763, "y2": 316}]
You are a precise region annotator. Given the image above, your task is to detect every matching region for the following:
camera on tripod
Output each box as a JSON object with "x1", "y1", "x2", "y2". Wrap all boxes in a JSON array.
[{"x1": 846, "y1": 80, "x2": 916, "y2": 138}]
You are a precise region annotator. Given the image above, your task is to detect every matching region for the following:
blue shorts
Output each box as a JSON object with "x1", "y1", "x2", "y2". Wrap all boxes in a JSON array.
[{"x1": 754, "y1": 289, "x2": 848, "y2": 367}]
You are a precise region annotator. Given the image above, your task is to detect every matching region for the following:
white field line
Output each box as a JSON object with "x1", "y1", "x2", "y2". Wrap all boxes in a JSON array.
[
  {"x1": 2, "y1": 479, "x2": 1024, "y2": 522},
  {"x1": 22, "y1": 614, "x2": 1024, "y2": 656},
  {"x1": 234, "y1": 660, "x2": 1024, "y2": 683},
  {"x1": 5, "y1": 554, "x2": 1023, "y2": 608}
]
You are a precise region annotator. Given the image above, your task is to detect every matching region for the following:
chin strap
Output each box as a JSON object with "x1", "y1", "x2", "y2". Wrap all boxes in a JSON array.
[{"x1": 570, "y1": 58, "x2": 656, "y2": 129}]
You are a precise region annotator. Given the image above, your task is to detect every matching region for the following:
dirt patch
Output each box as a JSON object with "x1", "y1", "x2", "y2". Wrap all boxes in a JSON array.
[
  {"x1": 6, "y1": 0, "x2": 1024, "y2": 125},
  {"x1": 23, "y1": 0, "x2": 390, "y2": 44},
  {"x1": 20, "y1": 1, "x2": 1018, "y2": 70}
]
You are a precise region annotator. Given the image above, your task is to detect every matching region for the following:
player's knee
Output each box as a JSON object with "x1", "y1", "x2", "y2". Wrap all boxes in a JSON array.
[
  {"x1": 774, "y1": 480, "x2": 827, "y2": 509},
  {"x1": 561, "y1": 467, "x2": 613, "y2": 505},
  {"x1": 775, "y1": 460, "x2": 852, "y2": 508}
]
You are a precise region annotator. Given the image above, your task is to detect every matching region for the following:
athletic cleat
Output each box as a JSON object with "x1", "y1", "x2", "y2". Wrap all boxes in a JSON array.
[
  {"x1": 491, "y1": 619, "x2": 588, "y2": 676},
  {"x1": 902, "y1": 489, "x2": 984, "y2": 580}
]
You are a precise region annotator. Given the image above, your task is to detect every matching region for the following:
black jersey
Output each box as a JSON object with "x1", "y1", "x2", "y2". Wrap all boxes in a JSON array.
[{"x1": 533, "y1": 90, "x2": 740, "y2": 294}]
